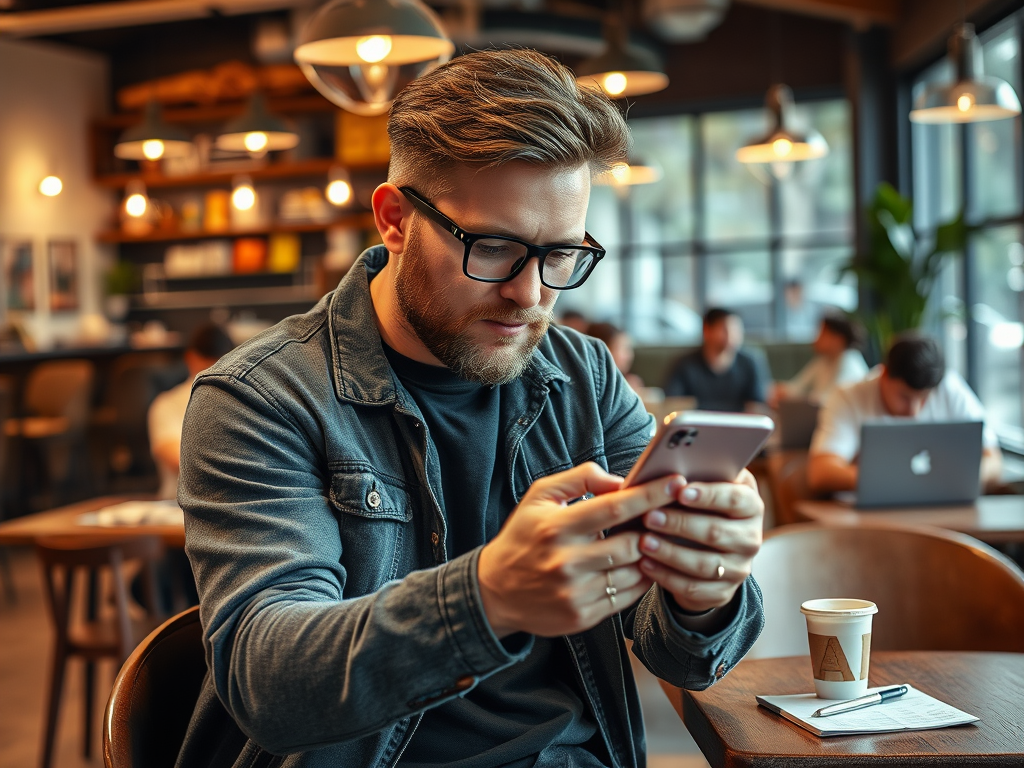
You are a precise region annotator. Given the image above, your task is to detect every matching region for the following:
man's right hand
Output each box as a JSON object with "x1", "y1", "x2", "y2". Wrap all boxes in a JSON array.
[{"x1": 476, "y1": 462, "x2": 684, "y2": 639}]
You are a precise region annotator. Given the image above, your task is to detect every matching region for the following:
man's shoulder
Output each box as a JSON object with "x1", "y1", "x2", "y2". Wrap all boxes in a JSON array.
[{"x1": 535, "y1": 323, "x2": 605, "y2": 379}]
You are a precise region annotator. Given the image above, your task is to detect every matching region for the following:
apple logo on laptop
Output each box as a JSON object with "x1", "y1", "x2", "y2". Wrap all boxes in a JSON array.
[{"x1": 910, "y1": 449, "x2": 932, "y2": 476}]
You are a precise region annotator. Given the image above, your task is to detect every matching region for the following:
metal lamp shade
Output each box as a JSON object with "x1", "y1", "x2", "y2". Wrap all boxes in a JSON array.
[
  {"x1": 114, "y1": 100, "x2": 192, "y2": 160},
  {"x1": 575, "y1": 41, "x2": 668, "y2": 98},
  {"x1": 216, "y1": 93, "x2": 299, "y2": 153},
  {"x1": 911, "y1": 23, "x2": 1022, "y2": 124},
  {"x1": 736, "y1": 84, "x2": 829, "y2": 167}
]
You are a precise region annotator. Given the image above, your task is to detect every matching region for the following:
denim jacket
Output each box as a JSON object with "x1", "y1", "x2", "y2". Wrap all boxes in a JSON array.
[{"x1": 175, "y1": 246, "x2": 764, "y2": 768}]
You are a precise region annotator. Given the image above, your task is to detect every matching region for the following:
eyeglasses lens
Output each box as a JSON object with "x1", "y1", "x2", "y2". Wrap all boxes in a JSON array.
[{"x1": 467, "y1": 239, "x2": 593, "y2": 288}]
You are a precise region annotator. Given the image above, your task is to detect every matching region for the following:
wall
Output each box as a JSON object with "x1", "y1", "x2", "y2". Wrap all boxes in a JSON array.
[
  {"x1": 0, "y1": 37, "x2": 114, "y2": 349},
  {"x1": 892, "y1": 0, "x2": 1023, "y2": 70}
]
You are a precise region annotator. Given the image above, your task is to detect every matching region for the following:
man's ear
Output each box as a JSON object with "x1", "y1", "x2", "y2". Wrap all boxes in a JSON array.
[{"x1": 372, "y1": 184, "x2": 409, "y2": 257}]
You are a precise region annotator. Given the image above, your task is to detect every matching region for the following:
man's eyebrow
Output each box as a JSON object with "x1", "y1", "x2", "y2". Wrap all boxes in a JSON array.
[{"x1": 460, "y1": 220, "x2": 586, "y2": 245}]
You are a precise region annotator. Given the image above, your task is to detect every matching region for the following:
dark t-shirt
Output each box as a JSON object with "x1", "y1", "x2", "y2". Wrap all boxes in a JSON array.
[
  {"x1": 664, "y1": 349, "x2": 769, "y2": 411},
  {"x1": 383, "y1": 345, "x2": 602, "y2": 768}
]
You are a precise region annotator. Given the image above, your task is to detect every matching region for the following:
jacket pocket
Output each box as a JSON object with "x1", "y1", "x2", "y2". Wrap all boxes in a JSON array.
[{"x1": 329, "y1": 470, "x2": 414, "y2": 523}]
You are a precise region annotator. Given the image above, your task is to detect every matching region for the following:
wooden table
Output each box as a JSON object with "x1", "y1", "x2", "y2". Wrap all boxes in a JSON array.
[
  {"x1": 0, "y1": 495, "x2": 185, "y2": 548},
  {"x1": 795, "y1": 495, "x2": 1024, "y2": 544},
  {"x1": 675, "y1": 651, "x2": 1024, "y2": 767}
]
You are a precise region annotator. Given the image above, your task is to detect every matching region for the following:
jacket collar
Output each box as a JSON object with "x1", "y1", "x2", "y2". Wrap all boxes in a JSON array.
[{"x1": 328, "y1": 245, "x2": 569, "y2": 406}]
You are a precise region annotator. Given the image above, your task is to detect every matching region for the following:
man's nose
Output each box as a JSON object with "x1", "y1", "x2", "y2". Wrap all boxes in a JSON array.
[{"x1": 499, "y1": 257, "x2": 543, "y2": 308}]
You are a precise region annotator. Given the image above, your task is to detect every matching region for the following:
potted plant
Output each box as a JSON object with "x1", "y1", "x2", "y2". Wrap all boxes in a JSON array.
[
  {"x1": 843, "y1": 182, "x2": 967, "y2": 361},
  {"x1": 104, "y1": 260, "x2": 139, "y2": 322}
]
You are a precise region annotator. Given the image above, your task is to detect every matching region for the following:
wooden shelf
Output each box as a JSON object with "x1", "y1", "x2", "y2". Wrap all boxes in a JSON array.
[
  {"x1": 93, "y1": 158, "x2": 387, "y2": 191},
  {"x1": 98, "y1": 213, "x2": 375, "y2": 243},
  {"x1": 133, "y1": 285, "x2": 322, "y2": 310},
  {"x1": 93, "y1": 94, "x2": 337, "y2": 129}
]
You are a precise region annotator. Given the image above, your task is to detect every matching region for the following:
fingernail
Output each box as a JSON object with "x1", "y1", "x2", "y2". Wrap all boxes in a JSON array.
[
  {"x1": 648, "y1": 510, "x2": 667, "y2": 529},
  {"x1": 641, "y1": 558, "x2": 656, "y2": 571},
  {"x1": 665, "y1": 476, "x2": 684, "y2": 496},
  {"x1": 683, "y1": 487, "x2": 699, "y2": 502},
  {"x1": 641, "y1": 535, "x2": 660, "y2": 552}
]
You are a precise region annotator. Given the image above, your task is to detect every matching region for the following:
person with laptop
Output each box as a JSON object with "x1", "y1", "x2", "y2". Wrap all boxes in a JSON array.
[{"x1": 807, "y1": 334, "x2": 1002, "y2": 495}]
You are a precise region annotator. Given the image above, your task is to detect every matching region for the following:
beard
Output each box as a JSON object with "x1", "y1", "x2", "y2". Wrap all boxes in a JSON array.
[{"x1": 394, "y1": 227, "x2": 552, "y2": 386}]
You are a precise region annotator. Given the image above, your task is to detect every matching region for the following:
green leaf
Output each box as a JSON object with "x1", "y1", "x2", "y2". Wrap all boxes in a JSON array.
[{"x1": 873, "y1": 182, "x2": 913, "y2": 225}]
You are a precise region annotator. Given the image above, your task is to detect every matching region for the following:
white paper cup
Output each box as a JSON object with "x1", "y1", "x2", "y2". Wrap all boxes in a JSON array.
[{"x1": 800, "y1": 598, "x2": 877, "y2": 700}]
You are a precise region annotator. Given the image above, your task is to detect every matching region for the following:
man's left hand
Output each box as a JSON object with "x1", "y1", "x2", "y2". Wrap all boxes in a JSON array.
[{"x1": 634, "y1": 469, "x2": 763, "y2": 614}]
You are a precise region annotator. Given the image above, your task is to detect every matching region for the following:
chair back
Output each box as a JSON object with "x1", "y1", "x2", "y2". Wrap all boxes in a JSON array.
[
  {"x1": 24, "y1": 359, "x2": 96, "y2": 429},
  {"x1": 748, "y1": 521, "x2": 1024, "y2": 658},
  {"x1": 103, "y1": 606, "x2": 205, "y2": 768}
]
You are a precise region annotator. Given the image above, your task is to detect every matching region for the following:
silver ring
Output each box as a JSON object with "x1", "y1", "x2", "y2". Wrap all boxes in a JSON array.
[
  {"x1": 715, "y1": 564, "x2": 726, "y2": 580},
  {"x1": 607, "y1": 554, "x2": 614, "y2": 567},
  {"x1": 605, "y1": 585, "x2": 618, "y2": 597},
  {"x1": 605, "y1": 569, "x2": 617, "y2": 607}
]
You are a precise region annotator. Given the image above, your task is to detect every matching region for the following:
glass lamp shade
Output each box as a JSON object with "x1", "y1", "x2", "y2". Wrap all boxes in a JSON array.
[
  {"x1": 911, "y1": 23, "x2": 1022, "y2": 124},
  {"x1": 216, "y1": 93, "x2": 300, "y2": 153},
  {"x1": 736, "y1": 84, "x2": 829, "y2": 181},
  {"x1": 114, "y1": 100, "x2": 192, "y2": 161},
  {"x1": 294, "y1": 0, "x2": 454, "y2": 116},
  {"x1": 575, "y1": 39, "x2": 668, "y2": 98},
  {"x1": 595, "y1": 160, "x2": 663, "y2": 187}
]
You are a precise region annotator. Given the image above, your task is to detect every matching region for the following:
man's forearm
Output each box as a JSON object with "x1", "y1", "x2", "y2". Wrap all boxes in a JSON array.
[
  {"x1": 981, "y1": 447, "x2": 1003, "y2": 491},
  {"x1": 806, "y1": 453, "x2": 857, "y2": 494}
]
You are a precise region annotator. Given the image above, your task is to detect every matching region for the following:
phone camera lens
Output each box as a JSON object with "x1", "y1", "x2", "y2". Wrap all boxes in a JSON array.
[{"x1": 668, "y1": 430, "x2": 687, "y2": 449}]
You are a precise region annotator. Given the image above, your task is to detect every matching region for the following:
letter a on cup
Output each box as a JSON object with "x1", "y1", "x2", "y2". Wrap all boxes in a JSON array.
[{"x1": 808, "y1": 633, "x2": 855, "y2": 682}]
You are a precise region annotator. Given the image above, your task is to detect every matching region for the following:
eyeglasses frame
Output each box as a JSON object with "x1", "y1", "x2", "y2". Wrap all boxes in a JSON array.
[{"x1": 398, "y1": 186, "x2": 605, "y2": 290}]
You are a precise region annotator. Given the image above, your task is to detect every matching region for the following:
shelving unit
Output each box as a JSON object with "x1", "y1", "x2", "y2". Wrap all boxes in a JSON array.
[{"x1": 97, "y1": 213, "x2": 376, "y2": 243}]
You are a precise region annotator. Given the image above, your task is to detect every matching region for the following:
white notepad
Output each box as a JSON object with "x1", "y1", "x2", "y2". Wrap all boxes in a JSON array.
[
  {"x1": 77, "y1": 500, "x2": 184, "y2": 527},
  {"x1": 756, "y1": 685, "x2": 979, "y2": 737}
]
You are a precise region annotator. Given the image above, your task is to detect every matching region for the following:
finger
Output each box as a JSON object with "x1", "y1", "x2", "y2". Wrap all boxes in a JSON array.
[
  {"x1": 674, "y1": 479, "x2": 763, "y2": 520},
  {"x1": 562, "y1": 475, "x2": 686, "y2": 536},
  {"x1": 527, "y1": 462, "x2": 624, "y2": 504},
  {"x1": 572, "y1": 534, "x2": 643, "y2": 572},
  {"x1": 643, "y1": 509, "x2": 762, "y2": 555},
  {"x1": 589, "y1": 579, "x2": 653, "y2": 620},
  {"x1": 735, "y1": 468, "x2": 758, "y2": 492},
  {"x1": 639, "y1": 560, "x2": 738, "y2": 612},
  {"x1": 638, "y1": 535, "x2": 752, "y2": 582}
]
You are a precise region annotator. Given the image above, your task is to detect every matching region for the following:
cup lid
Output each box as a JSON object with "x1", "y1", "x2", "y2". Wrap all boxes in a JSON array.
[{"x1": 800, "y1": 598, "x2": 878, "y2": 617}]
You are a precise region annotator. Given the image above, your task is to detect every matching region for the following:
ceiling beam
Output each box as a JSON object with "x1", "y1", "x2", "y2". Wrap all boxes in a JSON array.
[{"x1": 734, "y1": 0, "x2": 900, "y2": 28}]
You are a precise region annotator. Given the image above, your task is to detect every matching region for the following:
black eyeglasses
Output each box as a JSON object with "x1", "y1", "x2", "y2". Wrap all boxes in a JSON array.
[{"x1": 399, "y1": 186, "x2": 605, "y2": 290}]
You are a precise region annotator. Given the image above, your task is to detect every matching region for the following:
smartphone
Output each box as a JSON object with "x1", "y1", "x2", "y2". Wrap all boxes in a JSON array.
[{"x1": 609, "y1": 410, "x2": 775, "y2": 535}]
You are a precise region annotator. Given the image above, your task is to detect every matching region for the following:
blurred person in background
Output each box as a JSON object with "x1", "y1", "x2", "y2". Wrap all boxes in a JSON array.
[
  {"x1": 771, "y1": 314, "x2": 868, "y2": 406},
  {"x1": 558, "y1": 308, "x2": 590, "y2": 333},
  {"x1": 148, "y1": 323, "x2": 235, "y2": 500},
  {"x1": 664, "y1": 307, "x2": 770, "y2": 412},
  {"x1": 587, "y1": 321, "x2": 644, "y2": 392}
]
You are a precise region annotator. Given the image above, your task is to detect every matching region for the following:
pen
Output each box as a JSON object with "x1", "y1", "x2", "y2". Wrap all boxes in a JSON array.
[{"x1": 811, "y1": 685, "x2": 909, "y2": 718}]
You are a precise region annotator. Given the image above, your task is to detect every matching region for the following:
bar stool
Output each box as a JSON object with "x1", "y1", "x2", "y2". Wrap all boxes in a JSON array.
[{"x1": 35, "y1": 535, "x2": 165, "y2": 768}]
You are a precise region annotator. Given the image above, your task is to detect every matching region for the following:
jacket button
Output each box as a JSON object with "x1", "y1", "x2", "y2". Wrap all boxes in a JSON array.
[
  {"x1": 430, "y1": 532, "x2": 439, "y2": 546},
  {"x1": 413, "y1": 421, "x2": 421, "y2": 429},
  {"x1": 517, "y1": 417, "x2": 529, "y2": 426},
  {"x1": 366, "y1": 490, "x2": 382, "y2": 509},
  {"x1": 715, "y1": 662, "x2": 727, "y2": 679}
]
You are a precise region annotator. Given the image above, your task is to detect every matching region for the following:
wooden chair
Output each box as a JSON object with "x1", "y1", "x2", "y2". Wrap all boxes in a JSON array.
[
  {"x1": 35, "y1": 535, "x2": 165, "y2": 768},
  {"x1": 762, "y1": 449, "x2": 816, "y2": 526},
  {"x1": 103, "y1": 606, "x2": 205, "y2": 768},
  {"x1": 748, "y1": 521, "x2": 1024, "y2": 659}
]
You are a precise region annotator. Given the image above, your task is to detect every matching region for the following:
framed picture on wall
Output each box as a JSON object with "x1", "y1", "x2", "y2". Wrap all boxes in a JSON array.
[
  {"x1": 4, "y1": 240, "x2": 35, "y2": 311},
  {"x1": 48, "y1": 240, "x2": 78, "y2": 312}
]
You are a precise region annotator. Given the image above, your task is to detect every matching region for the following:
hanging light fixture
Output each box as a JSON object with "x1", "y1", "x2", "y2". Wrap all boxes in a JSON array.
[
  {"x1": 294, "y1": 0, "x2": 454, "y2": 116},
  {"x1": 910, "y1": 23, "x2": 1021, "y2": 124},
  {"x1": 575, "y1": 11, "x2": 668, "y2": 98},
  {"x1": 595, "y1": 158, "x2": 663, "y2": 188},
  {"x1": 325, "y1": 166, "x2": 353, "y2": 206},
  {"x1": 114, "y1": 100, "x2": 193, "y2": 162},
  {"x1": 39, "y1": 176, "x2": 63, "y2": 197},
  {"x1": 216, "y1": 92, "x2": 300, "y2": 156},
  {"x1": 736, "y1": 84, "x2": 828, "y2": 180}
]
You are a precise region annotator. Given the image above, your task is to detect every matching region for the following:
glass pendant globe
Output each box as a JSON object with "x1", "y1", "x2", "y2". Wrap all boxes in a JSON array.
[{"x1": 294, "y1": 0, "x2": 453, "y2": 116}]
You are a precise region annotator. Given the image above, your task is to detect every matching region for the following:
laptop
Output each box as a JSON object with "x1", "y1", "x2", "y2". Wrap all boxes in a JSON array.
[
  {"x1": 855, "y1": 421, "x2": 983, "y2": 508},
  {"x1": 777, "y1": 398, "x2": 821, "y2": 450}
]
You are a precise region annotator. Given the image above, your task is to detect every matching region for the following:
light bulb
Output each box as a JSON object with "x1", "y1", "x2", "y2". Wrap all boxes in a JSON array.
[
  {"x1": 610, "y1": 162, "x2": 630, "y2": 183},
  {"x1": 244, "y1": 132, "x2": 269, "y2": 153},
  {"x1": 957, "y1": 93, "x2": 974, "y2": 112},
  {"x1": 232, "y1": 184, "x2": 256, "y2": 211},
  {"x1": 356, "y1": 35, "x2": 393, "y2": 63},
  {"x1": 39, "y1": 176, "x2": 62, "y2": 196},
  {"x1": 772, "y1": 138, "x2": 794, "y2": 158},
  {"x1": 603, "y1": 72, "x2": 628, "y2": 96},
  {"x1": 326, "y1": 179, "x2": 352, "y2": 206},
  {"x1": 125, "y1": 193, "x2": 148, "y2": 217},
  {"x1": 142, "y1": 139, "x2": 165, "y2": 160}
]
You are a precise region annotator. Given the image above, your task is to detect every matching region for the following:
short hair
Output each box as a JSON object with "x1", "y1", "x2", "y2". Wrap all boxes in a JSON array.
[
  {"x1": 188, "y1": 323, "x2": 234, "y2": 361},
  {"x1": 387, "y1": 48, "x2": 630, "y2": 194},
  {"x1": 885, "y1": 334, "x2": 945, "y2": 390},
  {"x1": 560, "y1": 310, "x2": 587, "y2": 324},
  {"x1": 703, "y1": 307, "x2": 737, "y2": 326},
  {"x1": 586, "y1": 321, "x2": 623, "y2": 347},
  {"x1": 820, "y1": 313, "x2": 863, "y2": 350}
]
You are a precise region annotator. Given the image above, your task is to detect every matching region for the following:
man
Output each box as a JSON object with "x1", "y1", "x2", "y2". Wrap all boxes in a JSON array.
[
  {"x1": 147, "y1": 323, "x2": 235, "y2": 500},
  {"x1": 176, "y1": 50, "x2": 764, "y2": 768},
  {"x1": 770, "y1": 314, "x2": 868, "y2": 407},
  {"x1": 807, "y1": 334, "x2": 1001, "y2": 494},
  {"x1": 664, "y1": 307, "x2": 770, "y2": 412}
]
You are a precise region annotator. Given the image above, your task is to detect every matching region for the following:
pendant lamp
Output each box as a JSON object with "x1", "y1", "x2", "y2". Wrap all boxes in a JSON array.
[
  {"x1": 294, "y1": 0, "x2": 454, "y2": 116},
  {"x1": 216, "y1": 93, "x2": 300, "y2": 155},
  {"x1": 910, "y1": 23, "x2": 1021, "y2": 124},
  {"x1": 114, "y1": 100, "x2": 193, "y2": 162},
  {"x1": 575, "y1": 18, "x2": 668, "y2": 98},
  {"x1": 736, "y1": 84, "x2": 828, "y2": 180},
  {"x1": 596, "y1": 158, "x2": 663, "y2": 188}
]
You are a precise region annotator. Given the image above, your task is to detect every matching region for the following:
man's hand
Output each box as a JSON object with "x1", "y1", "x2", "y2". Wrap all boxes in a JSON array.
[
  {"x1": 635, "y1": 469, "x2": 764, "y2": 614},
  {"x1": 477, "y1": 463, "x2": 685, "y2": 639}
]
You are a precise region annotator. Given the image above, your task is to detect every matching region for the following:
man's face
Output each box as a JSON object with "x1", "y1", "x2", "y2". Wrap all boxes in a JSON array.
[
  {"x1": 813, "y1": 324, "x2": 844, "y2": 357},
  {"x1": 394, "y1": 162, "x2": 591, "y2": 385},
  {"x1": 703, "y1": 315, "x2": 743, "y2": 356},
  {"x1": 879, "y1": 369, "x2": 933, "y2": 416}
]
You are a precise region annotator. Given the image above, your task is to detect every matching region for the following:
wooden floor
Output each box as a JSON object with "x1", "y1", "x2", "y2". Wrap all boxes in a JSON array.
[{"x1": 0, "y1": 545, "x2": 708, "y2": 768}]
